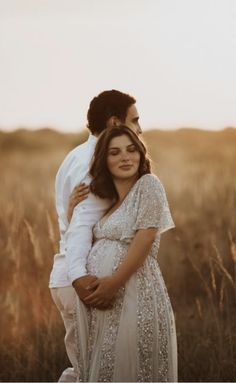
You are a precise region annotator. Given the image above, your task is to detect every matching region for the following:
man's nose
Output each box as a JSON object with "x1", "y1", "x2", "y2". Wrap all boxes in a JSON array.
[{"x1": 138, "y1": 123, "x2": 142, "y2": 135}]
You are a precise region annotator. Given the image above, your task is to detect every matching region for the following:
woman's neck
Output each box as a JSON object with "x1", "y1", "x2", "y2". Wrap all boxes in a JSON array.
[{"x1": 113, "y1": 175, "x2": 138, "y2": 203}]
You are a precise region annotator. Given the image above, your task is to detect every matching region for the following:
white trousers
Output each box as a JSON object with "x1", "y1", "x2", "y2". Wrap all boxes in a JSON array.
[{"x1": 50, "y1": 286, "x2": 78, "y2": 382}]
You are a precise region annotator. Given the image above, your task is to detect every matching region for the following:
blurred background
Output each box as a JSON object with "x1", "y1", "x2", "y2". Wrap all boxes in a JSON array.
[{"x1": 0, "y1": 0, "x2": 236, "y2": 381}]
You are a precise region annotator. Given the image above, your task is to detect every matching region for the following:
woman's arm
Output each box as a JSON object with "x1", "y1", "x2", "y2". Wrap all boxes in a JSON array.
[
  {"x1": 112, "y1": 228, "x2": 158, "y2": 286},
  {"x1": 83, "y1": 227, "x2": 158, "y2": 307}
]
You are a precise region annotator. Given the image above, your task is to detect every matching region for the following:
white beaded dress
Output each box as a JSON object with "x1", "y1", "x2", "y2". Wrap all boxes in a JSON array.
[{"x1": 75, "y1": 174, "x2": 178, "y2": 382}]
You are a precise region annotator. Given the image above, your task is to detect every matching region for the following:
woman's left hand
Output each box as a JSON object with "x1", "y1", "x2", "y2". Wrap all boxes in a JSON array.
[{"x1": 83, "y1": 276, "x2": 119, "y2": 307}]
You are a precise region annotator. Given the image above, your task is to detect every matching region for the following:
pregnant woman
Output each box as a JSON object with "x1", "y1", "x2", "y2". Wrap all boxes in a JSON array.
[{"x1": 73, "y1": 125, "x2": 178, "y2": 382}]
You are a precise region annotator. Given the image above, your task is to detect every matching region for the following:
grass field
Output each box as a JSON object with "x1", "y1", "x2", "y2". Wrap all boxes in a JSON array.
[{"x1": 0, "y1": 127, "x2": 236, "y2": 382}]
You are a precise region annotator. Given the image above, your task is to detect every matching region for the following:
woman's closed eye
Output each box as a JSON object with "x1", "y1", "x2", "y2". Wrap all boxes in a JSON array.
[
  {"x1": 108, "y1": 149, "x2": 120, "y2": 156},
  {"x1": 127, "y1": 145, "x2": 137, "y2": 152},
  {"x1": 108, "y1": 145, "x2": 137, "y2": 156}
]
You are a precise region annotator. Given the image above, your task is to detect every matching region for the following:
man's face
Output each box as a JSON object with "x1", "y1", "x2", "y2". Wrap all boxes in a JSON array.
[{"x1": 124, "y1": 104, "x2": 142, "y2": 136}]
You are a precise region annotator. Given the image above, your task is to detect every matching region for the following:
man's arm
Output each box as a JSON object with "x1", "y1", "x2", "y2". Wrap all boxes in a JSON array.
[
  {"x1": 65, "y1": 222, "x2": 93, "y2": 281},
  {"x1": 65, "y1": 214, "x2": 97, "y2": 301},
  {"x1": 66, "y1": 183, "x2": 114, "y2": 308},
  {"x1": 64, "y1": 191, "x2": 109, "y2": 300}
]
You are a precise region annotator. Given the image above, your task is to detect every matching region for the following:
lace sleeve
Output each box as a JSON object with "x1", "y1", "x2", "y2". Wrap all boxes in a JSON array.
[{"x1": 133, "y1": 174, "x2": 175, "y2": 234}]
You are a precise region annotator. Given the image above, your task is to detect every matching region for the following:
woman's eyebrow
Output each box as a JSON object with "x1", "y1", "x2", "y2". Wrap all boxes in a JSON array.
[{"x1": 109, "y1": 144, "x2": 135, "y2": 149}]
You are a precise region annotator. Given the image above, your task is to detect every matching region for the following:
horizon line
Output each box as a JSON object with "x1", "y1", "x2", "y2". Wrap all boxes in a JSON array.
[{"x1": 0, "y1": 125, "x2": 236, "y2": 134}]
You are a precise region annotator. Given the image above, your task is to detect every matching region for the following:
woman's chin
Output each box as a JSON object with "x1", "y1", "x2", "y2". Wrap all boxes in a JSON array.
[{"x1": 113, "y1": 169, "x2": 139, "y2": 180}]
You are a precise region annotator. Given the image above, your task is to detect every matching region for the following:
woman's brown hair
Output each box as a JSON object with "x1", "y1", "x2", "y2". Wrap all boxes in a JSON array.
[{"x1": 90, "y1": 125, "x2": 151, "y2": 201}]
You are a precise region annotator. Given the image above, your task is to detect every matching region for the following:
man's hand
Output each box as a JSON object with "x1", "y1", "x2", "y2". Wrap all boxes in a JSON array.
[
  {"x1": 72, "y1": 275, "x2": 98, "y2": 301},
  {"x1": 83, "y1": 276, "x2": 120, "y2": 307},
  {"x1": 67, "y1": 183, "x2": 90, "y2": 222},
  {"x1": 73, "y1": 275, "x2": 113, "y2": 310}
]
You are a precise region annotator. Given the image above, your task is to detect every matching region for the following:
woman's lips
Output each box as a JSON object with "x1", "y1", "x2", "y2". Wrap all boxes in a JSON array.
[{"x1": 119, "y1": 164, "x2": 133, "y2": 170}]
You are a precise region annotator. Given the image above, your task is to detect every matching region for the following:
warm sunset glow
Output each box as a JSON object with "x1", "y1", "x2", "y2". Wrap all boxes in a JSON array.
[{"x1": 0, "y1": 0, "x2": 236, "y2": 131}]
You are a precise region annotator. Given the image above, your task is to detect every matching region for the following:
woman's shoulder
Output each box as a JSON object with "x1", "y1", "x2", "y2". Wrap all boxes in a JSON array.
[{"x1": 138, "y1": 173, "x2": 163, "y2": 190}]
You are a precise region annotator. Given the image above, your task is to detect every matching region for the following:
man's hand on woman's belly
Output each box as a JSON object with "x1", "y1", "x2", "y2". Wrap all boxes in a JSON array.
[{"x1": 73, "y1": 275, "x2": 113, "y2": 310}]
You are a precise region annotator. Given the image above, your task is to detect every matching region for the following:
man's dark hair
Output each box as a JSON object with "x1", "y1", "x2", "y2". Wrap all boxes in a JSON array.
[
  {"x1": 90, "y1": 125, "x2": 151, "y2": 201},
  {"x1": 87, "y1": 89, "x2": 136, "y2": 135}
]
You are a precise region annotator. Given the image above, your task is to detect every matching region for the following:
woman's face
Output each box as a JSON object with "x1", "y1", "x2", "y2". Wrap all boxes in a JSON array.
[{"x1": 107, "y1": 134, "x2": 141, "y2": 180}]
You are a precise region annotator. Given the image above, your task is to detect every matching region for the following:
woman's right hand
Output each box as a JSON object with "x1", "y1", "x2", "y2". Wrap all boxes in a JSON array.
[{"x1": 67, "y1": 182, "x2": 90, "y2": 222}]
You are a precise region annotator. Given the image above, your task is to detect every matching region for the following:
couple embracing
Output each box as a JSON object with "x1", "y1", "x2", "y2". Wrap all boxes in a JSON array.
[{"x1": 49, "y1": 90, "x2": 178, "y2": 382}]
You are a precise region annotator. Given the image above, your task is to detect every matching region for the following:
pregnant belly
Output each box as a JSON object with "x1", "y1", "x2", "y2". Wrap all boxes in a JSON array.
[{"x1": 87, "y1": 239, "x2": 128, "y2": 277}]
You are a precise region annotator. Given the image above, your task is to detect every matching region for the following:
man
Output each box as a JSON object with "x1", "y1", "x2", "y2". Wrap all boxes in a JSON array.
[{"x1": 49, "y1": 89, "x2": 141, "y2": 382}]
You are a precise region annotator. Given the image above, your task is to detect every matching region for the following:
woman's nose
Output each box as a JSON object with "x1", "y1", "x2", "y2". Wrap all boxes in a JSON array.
[{"x1": 121, "y1": 151, "x2": 130, "y2": 161}]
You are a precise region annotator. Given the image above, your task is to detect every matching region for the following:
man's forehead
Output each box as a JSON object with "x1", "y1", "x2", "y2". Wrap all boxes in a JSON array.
[{"x1": 127, "y1": 104, "x2": 139, "y2": 118}]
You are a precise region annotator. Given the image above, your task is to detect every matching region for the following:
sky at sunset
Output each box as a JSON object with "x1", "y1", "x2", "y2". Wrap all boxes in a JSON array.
[{"x1": 0, "y1": 0, "x2": 236, "y2": 132}]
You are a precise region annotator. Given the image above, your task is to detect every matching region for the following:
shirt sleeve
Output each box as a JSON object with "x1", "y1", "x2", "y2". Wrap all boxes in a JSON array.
[
  {"x1": 64, "y1": 192, "x2": 109, "y2": 283},
  {"x1": 133, "y1": 174, "x2": 175, "y2": 234},
  {"x1": 55, "y1": 148, "x2": 88, "y2": 234}
]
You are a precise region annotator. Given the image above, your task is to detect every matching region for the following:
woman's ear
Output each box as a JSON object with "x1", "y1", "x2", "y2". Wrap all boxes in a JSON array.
[{"x1": 106, "y1": 116, "x2": 121, "y2": 128}]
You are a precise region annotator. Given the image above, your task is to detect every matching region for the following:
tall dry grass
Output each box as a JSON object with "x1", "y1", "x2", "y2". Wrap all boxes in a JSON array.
[{"x1": 0, "y1": 127, "x2": 236, "y2": 381}]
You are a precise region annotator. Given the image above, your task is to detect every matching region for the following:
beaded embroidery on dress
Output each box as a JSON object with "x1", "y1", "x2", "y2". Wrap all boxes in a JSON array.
[{"x1": 75, "y1": 174, "x2": 178, "y2": 382}]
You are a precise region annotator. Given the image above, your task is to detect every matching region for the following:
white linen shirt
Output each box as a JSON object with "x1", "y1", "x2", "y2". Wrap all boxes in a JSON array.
[{"x1": 49, "y1": 134, "x2": 110, "y2": 288}]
